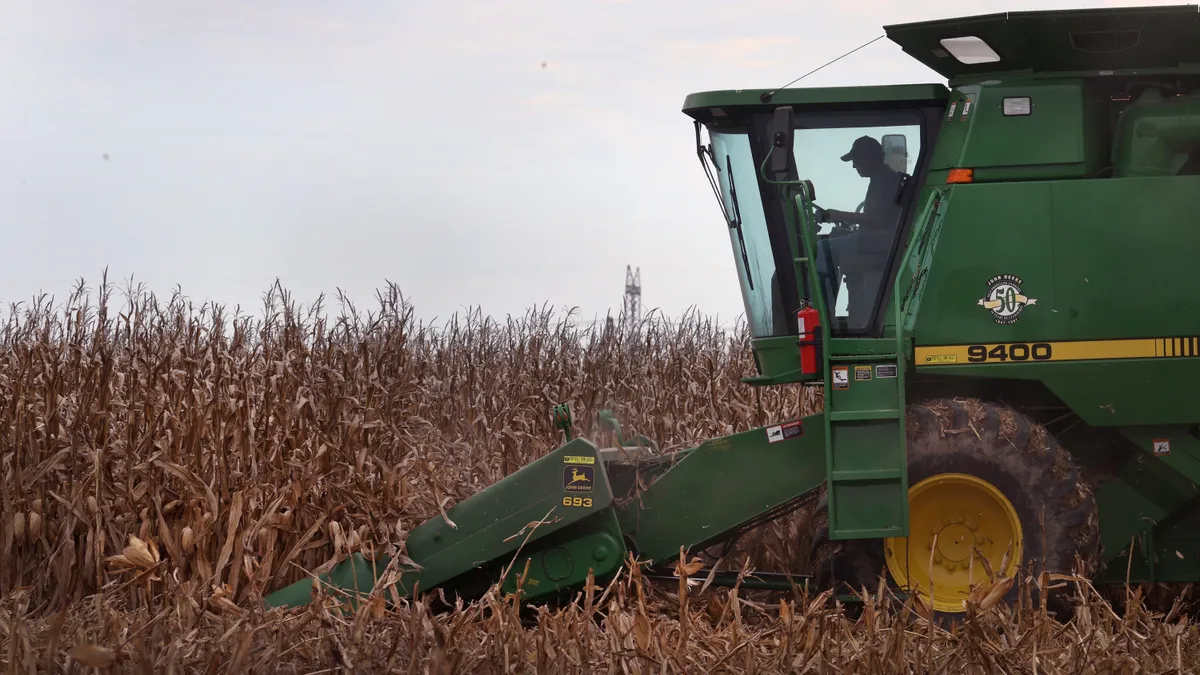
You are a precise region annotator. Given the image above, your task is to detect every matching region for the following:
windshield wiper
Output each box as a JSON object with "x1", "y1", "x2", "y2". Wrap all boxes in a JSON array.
[{"x1": 725, "y1": 155, "x2": 754, "y2": 290}]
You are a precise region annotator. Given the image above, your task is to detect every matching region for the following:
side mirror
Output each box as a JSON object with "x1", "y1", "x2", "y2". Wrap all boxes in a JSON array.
[
  {"x1": 882, "y1": 134, "x2": 908, "y2": 173},
  {"x1": 769, "y1": 106, "x2": 796, "y2": 178}
]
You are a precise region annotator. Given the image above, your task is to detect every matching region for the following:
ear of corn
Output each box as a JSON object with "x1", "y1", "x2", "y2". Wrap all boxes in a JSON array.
[{"x1": 0, "y1": 278, "x2": 1195, "y2": 672}]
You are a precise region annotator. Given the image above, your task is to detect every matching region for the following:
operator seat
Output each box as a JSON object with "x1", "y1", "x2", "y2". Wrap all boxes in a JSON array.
[
  {"x1": 837, "y1": 250, "x2": 886, "y2": 328},
  {"x1": 835, "y1": 225, "x2": 895, "y2": 329},
  {"x1": 836, "y1": 174, "x2": 910, "y2": 328}
]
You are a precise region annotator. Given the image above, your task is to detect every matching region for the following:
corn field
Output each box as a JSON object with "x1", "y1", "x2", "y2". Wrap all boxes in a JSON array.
[{"x1": 0, "y1": 276, "x2": 1198, "y2": 673}]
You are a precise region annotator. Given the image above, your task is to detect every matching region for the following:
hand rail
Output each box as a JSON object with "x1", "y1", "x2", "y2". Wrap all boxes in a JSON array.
[{"x1": 891, "y1": 188, "x2": 947, "y2": 363}]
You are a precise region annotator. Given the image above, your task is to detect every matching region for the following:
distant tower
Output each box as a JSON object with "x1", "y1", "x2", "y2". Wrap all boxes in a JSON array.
[{"x1": 622, "y1": 265, "x2": 641, "y2": 335}]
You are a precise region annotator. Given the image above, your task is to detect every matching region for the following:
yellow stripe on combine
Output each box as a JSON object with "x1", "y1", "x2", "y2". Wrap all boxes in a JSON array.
[
  {"x1": 913, "y1": 337, "x2": 1200, "y2": 366},
  {"x1": 1164, "y1": 337, "x2": 1200, "y2": 357}
]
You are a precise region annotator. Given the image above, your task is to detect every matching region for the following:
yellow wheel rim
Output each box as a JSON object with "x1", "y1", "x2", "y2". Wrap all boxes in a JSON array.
[{"x1": 883, "y1": 473, "x2": 1023, "y2": 613}]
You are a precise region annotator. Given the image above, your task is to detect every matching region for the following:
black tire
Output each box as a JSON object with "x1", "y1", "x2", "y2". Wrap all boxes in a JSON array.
[
  {"x1": 809, "y1": 397, "x2": 1101, "y2": 621},
  {"x1": 1101, "y1": 581, "x2": 1200, "y2": 620}
]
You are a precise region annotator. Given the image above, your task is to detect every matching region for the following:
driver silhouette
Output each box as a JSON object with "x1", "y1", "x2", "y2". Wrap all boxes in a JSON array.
[{"x1": 814, "y1": 135, "x2": 905, "y2": 311}]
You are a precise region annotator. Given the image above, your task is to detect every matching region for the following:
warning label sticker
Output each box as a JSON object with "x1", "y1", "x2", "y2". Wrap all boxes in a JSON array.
[
  {"x1": 766, "y1": 420, "x2": 804, "y2": 444},
  {"x1": 832, "y1": 366, "x2": 849, "y2": 390}
]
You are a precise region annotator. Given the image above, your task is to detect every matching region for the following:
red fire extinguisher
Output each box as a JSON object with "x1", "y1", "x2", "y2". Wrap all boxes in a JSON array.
[{"x1": 797, "y1": 304, "x2": 822, "y2": 375}]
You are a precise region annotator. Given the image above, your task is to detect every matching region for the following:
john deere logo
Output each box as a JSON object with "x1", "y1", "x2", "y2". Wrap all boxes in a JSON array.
[
  {"x1": 978, "y1": 274, "x2": 1036, "y2": 324},
  {"x1": 563, "y1": 465, "x2": 594, "y2": 492}
]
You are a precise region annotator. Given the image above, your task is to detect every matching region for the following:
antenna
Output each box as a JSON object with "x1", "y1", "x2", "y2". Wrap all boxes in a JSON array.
[{"x1": 622, "y1": 265, "x2": 641, "y2": 336}]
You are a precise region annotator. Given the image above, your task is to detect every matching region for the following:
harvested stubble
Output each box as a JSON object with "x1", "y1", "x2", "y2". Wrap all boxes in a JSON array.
[{"x1": 0, "y1": 278, "x2": 1198, "y2": 673}]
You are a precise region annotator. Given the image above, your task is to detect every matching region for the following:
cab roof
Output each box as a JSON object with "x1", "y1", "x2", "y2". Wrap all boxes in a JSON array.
[
  {"x1": 681, "y1": 83, "x2": 948, "y2": 120},
  {"x1": 885, "y1": 4, "x2": 1200, "y2": 80}
]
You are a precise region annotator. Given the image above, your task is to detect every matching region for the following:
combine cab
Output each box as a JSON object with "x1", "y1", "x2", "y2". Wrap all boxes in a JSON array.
[{"x1": 266, "y1": 5, "x2": 1200, "y2": 618}]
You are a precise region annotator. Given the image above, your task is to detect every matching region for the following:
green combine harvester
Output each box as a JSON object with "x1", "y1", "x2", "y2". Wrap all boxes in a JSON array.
[{"x1": 266, "y1": 5, "x2": 1200, "y2": 619}]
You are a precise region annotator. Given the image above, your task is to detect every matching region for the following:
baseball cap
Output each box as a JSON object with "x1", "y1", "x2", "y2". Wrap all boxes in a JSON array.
[{"x1": 840, "y1": 135, "x2": 883, "y2": 162}]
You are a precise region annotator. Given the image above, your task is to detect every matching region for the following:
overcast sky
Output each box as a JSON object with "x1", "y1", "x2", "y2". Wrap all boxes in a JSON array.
[{"x1": 0, "y1": 0, "x2": 1160, "y2": 329}]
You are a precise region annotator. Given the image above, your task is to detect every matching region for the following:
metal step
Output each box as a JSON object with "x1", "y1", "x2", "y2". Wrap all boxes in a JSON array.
[
  {"x1": 829, "y1": 409, "x2": 900, "y2": 422},
  {"x1": 829, "y1": 353, "x2": 898, "y2": 362},
  {"x1": 830, "y1": 468, "x2": 904, "y2": 481}
]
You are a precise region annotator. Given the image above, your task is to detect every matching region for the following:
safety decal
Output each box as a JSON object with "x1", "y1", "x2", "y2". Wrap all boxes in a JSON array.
[
  {"x1": 978, "y1": 274, "x2": 1037, "y2": 324},
  {"x1": 946, "y1": 101, "x2": 958, "y2": 120},
  {"x1": 854, "y1": 365, "x2": 872, "y2": 381},
  {"x1": 1153, "y1": 439, "x2": 1171, "y2": 456},
  {"x1": 960, "y1": 98, "x2": 973, "y2": 120},
  {"x1": 563, "y1": 455, "x2": 595, "y2": 465},
  {"x1": 766, "y1": 420, "x2": 804, "y2": 444},
  {"x1": 832, "y1": 366, "x2": 849, "y2": 390},
  {"x1": 563, "y1": 465, "x2": 595, "y2": 492},
  {"x1": 875, "y1": 364, "x2": 898, "y2": 378}
]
